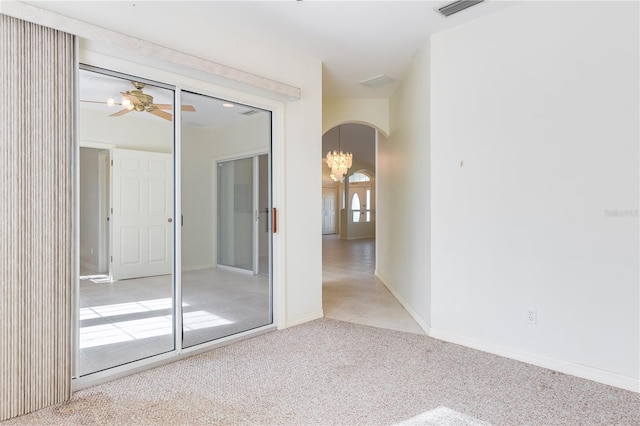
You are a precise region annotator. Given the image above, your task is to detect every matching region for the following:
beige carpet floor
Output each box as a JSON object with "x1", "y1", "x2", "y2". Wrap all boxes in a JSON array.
[{"x1": 4, "y1": 318, "x2": 640, "y2": 425}]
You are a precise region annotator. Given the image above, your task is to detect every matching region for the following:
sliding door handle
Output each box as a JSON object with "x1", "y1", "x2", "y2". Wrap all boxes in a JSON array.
[{"x1": 273, "y1": 207, "x2": 277, "y2": 233}]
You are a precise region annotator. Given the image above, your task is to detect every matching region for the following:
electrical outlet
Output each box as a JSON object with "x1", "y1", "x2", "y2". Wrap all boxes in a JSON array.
[{"x1": 526, "y1": 308, "x2": 537, "y2": 325}]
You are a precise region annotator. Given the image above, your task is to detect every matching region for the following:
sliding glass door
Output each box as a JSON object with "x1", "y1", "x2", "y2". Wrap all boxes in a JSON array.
[
  {"x1": 77, "y1": 67, "x2": 175, "y2": 376},
  {"x1": 77, "y1": 67, "x2": 273, "y2": 378},
  {"x1": 180, "y1": 91, "x2": 272, "y2": 348}
]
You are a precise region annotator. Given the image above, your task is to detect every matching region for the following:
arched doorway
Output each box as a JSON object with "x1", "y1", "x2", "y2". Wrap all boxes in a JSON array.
[
  {"x1": 321, "y1": 123, "x2": 376, "y2": 238},
  {"x1": 320, "y1": 123, "x2": 422, "y2": 333}
]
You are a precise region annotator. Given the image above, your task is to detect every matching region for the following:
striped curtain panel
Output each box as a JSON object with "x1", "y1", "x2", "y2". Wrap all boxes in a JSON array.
[{"x1": 0, "y1": 14, "x2": 74, "y2": 421}]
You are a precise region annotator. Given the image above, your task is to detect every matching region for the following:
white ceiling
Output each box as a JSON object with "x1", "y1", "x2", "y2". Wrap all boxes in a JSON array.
[{"x1": 26, "y1": 0, "x2": 520, "y2": 99}]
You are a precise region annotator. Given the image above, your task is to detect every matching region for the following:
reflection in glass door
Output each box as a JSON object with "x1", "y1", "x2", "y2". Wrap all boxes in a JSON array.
[
  {"x1": 257, "y1": 154, "x2": 270, "y2": 276},
  {"x1": 218, "y1": 157, "x2": 254, "y2": 271},
  {"x1": 218, "y1": 154, "x2": 269, "y2": 275},
  {"x1": 77, "y1": 67, "x2": 175, "y2": 376},
  {"x1": 180, "y1": 91, "x2": 272, "y2": 348}
]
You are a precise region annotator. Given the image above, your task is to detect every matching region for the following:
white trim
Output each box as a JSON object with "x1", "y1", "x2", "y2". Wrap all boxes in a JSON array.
[
  {"x1": 214, "y1": 148, "x2": 268, "y2": 164},
  {"x1": 173, "y1": 87, "x2": 183, "y2": 357},
  {"x1": 375, "y1": 271, "x2": 432, "y2": 335},
  {"x1": 0, "y1": 1, "x2": 301, "y2": 101},
  {"x1": 269, "y1": 105, "x2": 286, "y2": 330},
  {"x1": 71, "y1": 35, "x2": 80, "y2": 380},
  {"x1": 286, "y1": 310, "x2": 324, "y2": 329},
  {"x1": 79, "y1": 140, "x2": 116, "y2": 150},
  {"x1": 429, "y1": 327, "x2": 640, "y2": 393}
]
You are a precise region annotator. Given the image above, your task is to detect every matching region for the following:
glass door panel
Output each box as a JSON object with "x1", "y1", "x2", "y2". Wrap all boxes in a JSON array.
[
  {"x1": 78, "y1": 67, "x2": 175, "y2": 376},
  {"x1": 180, "y1": 91, "x2": 272, "y2": 348}
]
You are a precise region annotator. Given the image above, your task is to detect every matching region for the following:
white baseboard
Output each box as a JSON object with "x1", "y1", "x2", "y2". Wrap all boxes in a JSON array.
[
  {"x1": 374, "y1": 270, "x2": 639, "y2": 393},
  {"x1": 284, "y1": 309, "x2": 324, "y2": 329},
  {"x1": 429, "y1": 327, "x2": 639, "y2": 393},
  {"x1": 375, "y1": 270, "x2": 431, "y2": 335}
]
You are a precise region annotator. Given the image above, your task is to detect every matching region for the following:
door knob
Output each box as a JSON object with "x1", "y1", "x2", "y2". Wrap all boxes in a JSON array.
[{"x1": 168, "y1": 218, "x2": 173, "y2": 223}]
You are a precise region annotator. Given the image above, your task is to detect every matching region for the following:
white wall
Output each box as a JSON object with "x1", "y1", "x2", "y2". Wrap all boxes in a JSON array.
[
  {"x1": 282, "y1": 55, "x2": 324, "y2": 325},
  {"x1": 79, "y1": 147, "x2": 100, "y2": 270},
  {"x1": 80, "y1": 109, "x2": 173, "y2": 153},
  {"x1": 430, "y1": 1, "x2": 639, "y2": 390},
  {"x1": 377, "y1": 41, "x2": 432, "y2": 331}
]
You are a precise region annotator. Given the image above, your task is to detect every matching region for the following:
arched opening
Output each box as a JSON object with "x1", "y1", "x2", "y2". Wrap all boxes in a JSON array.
[
  {"x1": 321, "y1": 124, "x2": 376, "y2": 238},
  {"x1": 320, "y1": 122, "x2": 420, "y2": 333}
]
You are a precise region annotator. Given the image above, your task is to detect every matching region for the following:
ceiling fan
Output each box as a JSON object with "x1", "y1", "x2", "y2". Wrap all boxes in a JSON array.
[{"x1": 81, "y1": 81, "x2": 195, "y2": 121}]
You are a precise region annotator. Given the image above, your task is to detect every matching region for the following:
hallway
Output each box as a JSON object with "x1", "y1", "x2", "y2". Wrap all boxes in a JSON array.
[{"x1": 322, "y1": 235, "x2": 424, "y2": 334}]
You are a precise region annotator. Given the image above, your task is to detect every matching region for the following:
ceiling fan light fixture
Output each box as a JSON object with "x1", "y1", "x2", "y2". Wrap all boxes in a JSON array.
[
  {"x1": 81, "y1": 80, "x2": 196, "y2": 122},
  {"x1": 121, "y1": 98, "x2": 133, "y2": 110}
]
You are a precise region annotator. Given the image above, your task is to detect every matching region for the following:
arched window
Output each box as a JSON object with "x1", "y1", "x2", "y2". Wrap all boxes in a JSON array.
[
  {"x1": 351, "y1": 193, "x2": 361, "y2": 222},
  {"x1": 349, "y1": 172, "x2": 370, "y2": 183}
]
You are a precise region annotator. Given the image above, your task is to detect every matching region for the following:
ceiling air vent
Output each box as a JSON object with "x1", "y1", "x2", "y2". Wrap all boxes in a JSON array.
[
  {"x1": 437, "y1": 0, "x2": 484, "y2": 17},
  {"x1": 359, "y1": 74, "x2": 395, "y2": 88},
  {"x1": 242, "y1": 109, "x2": 260, "y2": 116}
]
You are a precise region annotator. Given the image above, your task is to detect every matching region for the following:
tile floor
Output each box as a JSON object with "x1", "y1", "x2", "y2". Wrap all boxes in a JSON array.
[
  {"x1": 79, "y1": 268, "x2": 270, "y2": 376},
  {"x1": 322, "y1": 235, "x2": 425, "y2": 335}
]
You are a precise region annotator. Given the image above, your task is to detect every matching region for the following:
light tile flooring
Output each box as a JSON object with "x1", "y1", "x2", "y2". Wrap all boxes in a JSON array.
[
  {"x1": 79, "y1": 268, "x2": 270, "y2": 376},
  {"x1": 322, "y1": 235, "x2": 425, "y2": 335}
]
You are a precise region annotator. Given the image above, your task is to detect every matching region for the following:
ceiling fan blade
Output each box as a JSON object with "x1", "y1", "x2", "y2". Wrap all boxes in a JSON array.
[
  {"x1": 148, "y1": 107, "x2": 172, "y2": 121},
  {"x1": 154, "y1": 103, "x2": 196, "y2": 112},
  {"x1": 121, "y1": 91, "x2": 141, "y2": 104},
  {"x1": 80, "y1": 100, "x2": 108, "y2": 105},
  {"x1": 110, "y1": 109, "x2": 132, "y2": 117}
]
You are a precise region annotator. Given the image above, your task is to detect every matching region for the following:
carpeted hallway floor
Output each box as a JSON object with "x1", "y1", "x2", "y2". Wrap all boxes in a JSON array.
[{"x1": 4, "y1": 318, "x2": 640, "y2": 425}]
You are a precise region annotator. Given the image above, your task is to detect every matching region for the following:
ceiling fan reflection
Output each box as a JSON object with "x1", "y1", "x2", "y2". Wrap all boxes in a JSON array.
[{"x1": 80, "y1": 81, "x2": 196, "y2": 122}]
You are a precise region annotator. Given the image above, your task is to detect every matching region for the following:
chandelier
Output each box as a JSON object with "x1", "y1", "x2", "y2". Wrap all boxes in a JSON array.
[{"x1": 326, "y1": 125, "x2": 353, "y2": 182}]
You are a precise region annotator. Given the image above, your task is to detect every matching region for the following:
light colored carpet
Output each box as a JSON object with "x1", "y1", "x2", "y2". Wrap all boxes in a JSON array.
[{"x1": 4, "y1": 319, "x2": 640, "y2": 425}]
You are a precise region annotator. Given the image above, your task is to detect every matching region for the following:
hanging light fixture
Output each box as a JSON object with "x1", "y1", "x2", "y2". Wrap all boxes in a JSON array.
[{"x1": 326, "y1": 125, "x2": 353, "y2": 182}]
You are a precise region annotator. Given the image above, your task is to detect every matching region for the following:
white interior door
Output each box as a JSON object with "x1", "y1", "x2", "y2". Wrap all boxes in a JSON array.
[
  {"x1": 322, "y1": 188, "x2": 337, "y2": 234},
  {"x1": 111, "y1": 148, "x2": 173, "y2": 280}
]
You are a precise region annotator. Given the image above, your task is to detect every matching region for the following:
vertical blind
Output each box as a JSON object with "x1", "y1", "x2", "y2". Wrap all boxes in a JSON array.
[{"x1": 0, "y1": 14, "x2": 74, "y2": 421}]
